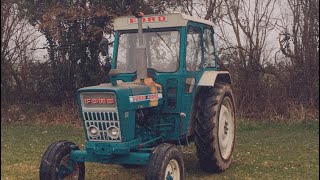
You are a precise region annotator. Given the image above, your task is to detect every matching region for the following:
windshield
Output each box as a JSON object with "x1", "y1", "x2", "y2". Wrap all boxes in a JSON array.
[{"x1": 116, "y1": 30, "x2": 180, "y2": 73}]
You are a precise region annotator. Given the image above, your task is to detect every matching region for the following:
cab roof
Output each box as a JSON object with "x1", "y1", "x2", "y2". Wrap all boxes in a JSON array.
[{"x1": 114, "y1": 13, "x2": 214, "y2": 31}]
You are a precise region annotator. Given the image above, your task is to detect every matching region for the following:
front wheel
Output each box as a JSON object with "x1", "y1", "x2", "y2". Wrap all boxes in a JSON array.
[
  {"x1": 39, "y1": 140, "x2": 85, "y2": 180},
  {"x1": 145, "y1": 143, "x2": 184, "y2": 180}
]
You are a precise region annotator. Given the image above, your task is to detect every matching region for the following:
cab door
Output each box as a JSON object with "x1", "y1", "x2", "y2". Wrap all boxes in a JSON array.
[{"x1": 181, "y1": 23, "x2": 204, "y2": 133}]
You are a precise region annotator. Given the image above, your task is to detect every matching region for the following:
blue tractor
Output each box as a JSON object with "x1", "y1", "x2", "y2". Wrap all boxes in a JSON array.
[{"x1": 40, "y1": 13, "x2": 236, "y2": 180}]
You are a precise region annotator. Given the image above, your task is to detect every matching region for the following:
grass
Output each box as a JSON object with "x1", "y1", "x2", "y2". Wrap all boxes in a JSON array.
[{"x1": 1, "y1": 121, "x2": 319, "y2": 180}]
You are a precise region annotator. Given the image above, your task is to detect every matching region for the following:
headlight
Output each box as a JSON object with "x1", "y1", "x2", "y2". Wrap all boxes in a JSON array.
[
  {"x1": 108, "y1": 127, "x2": 120, "y2": 139},
  {"x1": 88, "y1": 126, "x2": 99, "y2": 137}
]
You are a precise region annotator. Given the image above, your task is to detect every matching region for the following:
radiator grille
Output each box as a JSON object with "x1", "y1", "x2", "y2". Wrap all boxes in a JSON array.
[{"x1": 83, "y1": 111, "x2": 121, "y2": 142}]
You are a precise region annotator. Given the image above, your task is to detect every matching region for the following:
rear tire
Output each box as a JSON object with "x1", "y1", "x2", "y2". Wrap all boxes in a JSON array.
[
  {"x1": 145, "y1": 143, "x2": 184, "y2": 180},
  {"x1": 39, "y1": 140, "x2": 85, "y2": 180},
  {"x1": 195, "y1": 84, "x2": 236, "y2": 172}
]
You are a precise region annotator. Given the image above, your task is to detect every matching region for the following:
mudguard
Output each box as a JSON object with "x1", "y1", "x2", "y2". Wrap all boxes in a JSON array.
[{"x1": 198, "y1": 71, "x2": 232, "y2": 86}]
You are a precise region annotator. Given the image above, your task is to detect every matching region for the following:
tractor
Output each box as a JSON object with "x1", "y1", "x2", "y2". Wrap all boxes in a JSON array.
[{"x1": 39, "y1": 12, "x2": 236, "y2": 180}]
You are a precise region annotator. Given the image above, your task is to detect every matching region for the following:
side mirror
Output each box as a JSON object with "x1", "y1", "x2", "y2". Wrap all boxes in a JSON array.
[{"x1": 99, "y1": 38, "x2": 109, "y2": 56}]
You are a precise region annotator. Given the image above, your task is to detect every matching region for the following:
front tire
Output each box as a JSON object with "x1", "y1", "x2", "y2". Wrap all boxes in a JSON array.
[
  {"x1": 195, "y1": 84, "x2": 236, "y2": 172},
  {"x1": 39, "y1": 140, "x2": 85, "y2": 180},
  {"x1": 145, "y1": 143, "x2": 184, "y2": 180}
]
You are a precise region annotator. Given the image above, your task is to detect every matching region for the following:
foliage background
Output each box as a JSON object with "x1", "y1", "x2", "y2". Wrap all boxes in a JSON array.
[{"x1": 1, "y1": 0, "x2": 319, "y2": 122}]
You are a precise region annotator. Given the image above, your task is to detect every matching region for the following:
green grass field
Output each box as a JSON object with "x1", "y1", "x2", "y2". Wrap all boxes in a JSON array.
[{"x1": 1, "y1": 121, "x2": 319, "y2": 180}]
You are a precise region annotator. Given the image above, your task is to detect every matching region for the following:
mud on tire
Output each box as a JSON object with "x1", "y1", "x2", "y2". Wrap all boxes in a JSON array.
[{"x1": 194, "y1": 84, "x2": 236, "y2": 172}]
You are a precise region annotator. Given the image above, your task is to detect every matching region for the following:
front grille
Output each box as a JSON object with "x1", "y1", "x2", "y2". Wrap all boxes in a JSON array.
[{"x1": 83, "y1": 111, "x2": 122, "y2": 142}]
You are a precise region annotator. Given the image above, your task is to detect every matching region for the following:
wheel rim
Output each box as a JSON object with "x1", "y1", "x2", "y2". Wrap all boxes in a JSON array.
[
  {"x1": 165, "y1": 159, "x2": 180, "y2": 180},
  {"x1": 218, "y1": 96, "x2": 235, "y2": 160},
  {"x1": 57, "y1": 155, "x2": 80, "y2": 180}
]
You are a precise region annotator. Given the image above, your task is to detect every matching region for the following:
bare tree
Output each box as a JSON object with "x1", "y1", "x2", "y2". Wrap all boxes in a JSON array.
[
  {"x1": 217, "y1": 0, "x2": 277, "y2": 115},
  {"x1": 1, "y1": 0, "x2": 40, "y2": 103},
  {"x1": 178, "y1": 0, "x2": 224, "y2": 23},
  {"x1": 278, "y1": 0, "x2": 319, "y2": 106}
]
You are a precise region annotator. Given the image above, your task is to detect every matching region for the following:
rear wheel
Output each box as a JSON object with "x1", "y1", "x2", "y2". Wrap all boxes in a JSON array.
[
  {"x1": 145, "y1": 143, "x2": 184, "y2": 180},
  {"x1": 195, "y1": 84, "x2": 236, "y2": 172},
  {"x1": 39, "y1": 140, "x2": 85, "y2": 180}
]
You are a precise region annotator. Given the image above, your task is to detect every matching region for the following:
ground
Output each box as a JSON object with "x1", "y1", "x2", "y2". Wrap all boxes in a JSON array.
[{"x1": 1, "y1": 120, "x2": 319, "y2": 180}]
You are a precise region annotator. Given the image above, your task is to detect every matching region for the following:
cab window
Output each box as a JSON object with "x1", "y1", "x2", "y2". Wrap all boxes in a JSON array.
[
  {"x1": 203, "y1": 28, "x2": 216, "y2": 67},
  {"x1": 186, "y1": 26, "x2": 202, "y2": 71}
]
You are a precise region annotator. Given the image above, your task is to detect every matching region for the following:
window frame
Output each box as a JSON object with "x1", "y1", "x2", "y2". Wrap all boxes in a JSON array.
[
  {"x1": 113, "y1": 27, "x2": 182, "y2": 74},
  {"x1": 185, "y1": 23, "x2": 204, "y2": 72},
  {"x1": 203, "y1": 26, "x2": 217, "y2": 68}
]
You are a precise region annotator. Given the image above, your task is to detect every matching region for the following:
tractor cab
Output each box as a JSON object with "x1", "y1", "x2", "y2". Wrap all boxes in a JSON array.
[{"x1": 110, "y1": 13, "x2": 220, "y2": 116}]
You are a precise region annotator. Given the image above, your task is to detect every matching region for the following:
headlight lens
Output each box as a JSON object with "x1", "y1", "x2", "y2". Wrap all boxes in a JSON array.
[
  {"x1": 108, "y1": 127, "x2": 120, "y2": 139},
  {"x1": 88, "y1": 126, "x2": 99, "y2": 137}
]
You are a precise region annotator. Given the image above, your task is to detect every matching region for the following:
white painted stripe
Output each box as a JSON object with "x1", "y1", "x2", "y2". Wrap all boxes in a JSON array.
[{"x1": 129, "y1": 93, "x2": 163, "y2": 103}]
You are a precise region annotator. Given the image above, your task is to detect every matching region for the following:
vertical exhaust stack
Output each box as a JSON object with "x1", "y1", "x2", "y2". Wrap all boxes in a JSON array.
[{"x1": 135, "y1": 12, "x2": 148, "y2": 82}]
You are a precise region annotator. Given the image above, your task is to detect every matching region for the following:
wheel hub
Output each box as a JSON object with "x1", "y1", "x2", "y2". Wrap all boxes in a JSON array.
[
  {"x1": 218, "y1": 97, "x2": 235, "y2": 160},
  {"x1": 166, "y1": 172, "x2": 173, "y2": 180},
  {"x1": 224, "y1": 122, "x2": 229, "y2": 135},
  {"x1": 58, "y1": 155, "x2": 79, "y2": 180},
  {"x1": 165, "y1": 159, "x2": 180, "y2": 180}
]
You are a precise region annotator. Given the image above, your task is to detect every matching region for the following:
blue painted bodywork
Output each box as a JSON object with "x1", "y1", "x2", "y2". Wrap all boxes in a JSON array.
[{"x1": 70, "y1": 22, "x2": 220, "y2": 165}]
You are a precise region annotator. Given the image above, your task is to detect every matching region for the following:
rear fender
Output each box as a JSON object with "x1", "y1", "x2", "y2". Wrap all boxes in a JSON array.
[
  {"x1": 187, "y1": 71, "x2": 232, "y2": 137},
  {"x1": 198, "y1": 71, "x2": 232, "y2": 86}
]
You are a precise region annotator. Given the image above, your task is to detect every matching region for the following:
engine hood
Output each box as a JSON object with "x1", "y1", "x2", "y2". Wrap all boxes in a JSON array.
[{"x1": 77, "y1": 80, "x2": 163, "y2": 111}]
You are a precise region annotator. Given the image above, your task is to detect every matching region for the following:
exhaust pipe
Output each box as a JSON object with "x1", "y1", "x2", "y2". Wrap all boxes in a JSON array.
[{"x1": 135, "y1": 12, "x2": 148, "y2": 81}]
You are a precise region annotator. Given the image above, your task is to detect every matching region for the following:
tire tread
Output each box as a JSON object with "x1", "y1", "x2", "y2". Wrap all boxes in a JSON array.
[{"x1": 194, "y1": 84, "x2": 236, "y2": 172}]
